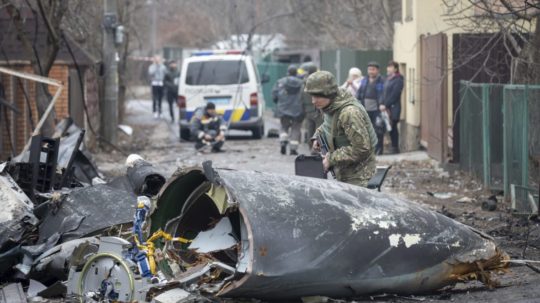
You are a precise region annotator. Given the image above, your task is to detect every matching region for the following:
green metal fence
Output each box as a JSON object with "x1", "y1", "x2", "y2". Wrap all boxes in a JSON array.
[
  {"x1": 459, "y1": 81, "x2": 539, "y2": 198},
  {"x1": 256, "y1": 62, "x2": 289, "y2": 109}
]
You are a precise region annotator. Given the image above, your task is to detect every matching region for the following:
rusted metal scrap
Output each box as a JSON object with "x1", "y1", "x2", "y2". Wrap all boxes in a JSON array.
[{"x1": 145, "y1": 162, "x2": 508, "y2": 300}]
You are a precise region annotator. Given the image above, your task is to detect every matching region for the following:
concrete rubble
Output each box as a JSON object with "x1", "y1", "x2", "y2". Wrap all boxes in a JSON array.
[{"x1": 0, "y1": 130, "x2": 512, "y2": 302}]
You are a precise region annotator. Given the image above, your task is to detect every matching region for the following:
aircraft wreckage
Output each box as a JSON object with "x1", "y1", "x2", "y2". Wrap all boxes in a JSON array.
[{"x1": 66, "y1": 161, "x2": 508, "y2": 302}]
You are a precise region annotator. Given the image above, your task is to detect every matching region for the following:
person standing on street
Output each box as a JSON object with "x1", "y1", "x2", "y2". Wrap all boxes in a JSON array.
[
  {"x1": 299, "y1": 62, "x2": 322, "y2": 153},
  {"x1": 148, "y1": 55, "x2": 167, "y2": 119},
  {"x1": 356, "y1": 61, "x2": 384, "y2": 155},
  {"x1": 380, "y1": 60, "x2": 404, "y2": 154},
  {"x1": 164, "y1": 60, "x2": 180, "y2": 123},
  {"x1": 306, "y1": 71, "x2": 377, "y2": 187},
  {"x1": 272, "y1": 65, "x2": 304, "y2": 155},
  {"x1": 190, "y1": 102, "x2": 226, "y2": 152},
  {"x1": 341, "y1": 67, "x2": 363, "y2": 97}
]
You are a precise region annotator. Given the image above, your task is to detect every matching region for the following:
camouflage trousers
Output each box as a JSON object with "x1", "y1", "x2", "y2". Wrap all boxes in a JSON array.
[{"x1": 335, "y1": 155, "x2": 376, "y2": 188}]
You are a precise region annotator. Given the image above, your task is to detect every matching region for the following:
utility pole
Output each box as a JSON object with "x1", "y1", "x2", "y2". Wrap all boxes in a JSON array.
[
  {"x1": 101, "y1": 0, "x2": 118, "y2": 145},
  {"x1": 150, "y1": 0, "x2": 157, "y2": 55}
]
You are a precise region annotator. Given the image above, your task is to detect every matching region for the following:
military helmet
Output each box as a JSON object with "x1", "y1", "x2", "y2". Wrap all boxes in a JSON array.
[
  {"x1": 304, "y1": 71, "x2": 338, "y2": 97},
  {"x1": 300, "y1": 62, "x2": 318, "y2": 75},
  {"x1": 287, "y1": 64, "x2": 298, "y2": 76}
]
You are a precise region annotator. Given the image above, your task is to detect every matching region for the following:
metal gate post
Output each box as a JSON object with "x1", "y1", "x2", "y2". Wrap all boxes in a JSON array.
[
  {"x1": 522, "y1": 85, "x2": 529, "y2": 188},
  {"x1": 482, "y1": 84, "x2": 491, "y2": 187},
  {"x1": 503, "y1": 86, "x2": 509, "y2": 197}
]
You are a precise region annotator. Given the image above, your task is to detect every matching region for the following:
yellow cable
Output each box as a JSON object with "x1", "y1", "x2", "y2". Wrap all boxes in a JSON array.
[{"x1": 136, "y1": 229, "x2": 192, "y2": 274}]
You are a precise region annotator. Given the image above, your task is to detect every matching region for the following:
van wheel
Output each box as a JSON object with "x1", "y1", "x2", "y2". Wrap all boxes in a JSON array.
[
  {"x1": 180, "y1": 127, "x2": 191, "y2": 141},
  {"x1": 251, "y1": 125, "x2": 264, "y2": 139}
]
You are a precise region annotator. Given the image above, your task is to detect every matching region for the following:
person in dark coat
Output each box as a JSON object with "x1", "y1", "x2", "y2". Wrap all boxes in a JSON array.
[
  {"x1": 380, "y1": 60, "x2": 404, "y2": 154},
  {"x1": 272, "y1": 65, "x2": 304, "y2": 155},
  {"x1": 190, "y1": 102, "x2": 226, "y2": 152},
  {"x1": 163, "y1": 60, "x2": 180, "y2": 123},
  {"x1": 356, "y1": 62, "x2": 384, "y2": 154}
]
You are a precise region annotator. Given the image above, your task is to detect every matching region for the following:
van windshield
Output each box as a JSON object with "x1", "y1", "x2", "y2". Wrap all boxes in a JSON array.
[{"x1": 186, "y1": 60, "x2": 249, "y2": 85}]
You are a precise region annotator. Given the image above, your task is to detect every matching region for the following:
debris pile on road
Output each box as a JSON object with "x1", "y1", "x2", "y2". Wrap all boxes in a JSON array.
[
  {"x1": 1, "y1": 130, "x2": 512, "y2": 302},
  {"x1": 0, "y1": 120, "x2": 166, "y2": 302}
]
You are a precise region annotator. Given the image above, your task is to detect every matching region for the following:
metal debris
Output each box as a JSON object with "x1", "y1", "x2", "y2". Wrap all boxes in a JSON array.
[
  {"x1": 109, "y1": 154, "x2": 166, "y2": 197},
  {"x1": 151, "y1": 288, "x2": 200, "y2": 303},
  {"x1": 0, "y1": 154, "x2": 514, "y2": 301},
  {"x1": 0, "y1": 283, "x2": 26, "y2": 303},
  {"x1": 66, "y1": 237, "x2": 155, "y2": 302},
  {"x1": 27, "y1": 279, "x2": 47, "y2": 298},
  {"x1": 144, "y1": 162, "x2": 508, "y2": 300},
  {"x1": 32, "y1": 237, "x2": 100, "y2": 283},
  {"x1": 37, "y1": 184, "x2": 135, "y2": 243},
  {"x1": 0, "y1": 169, "x2": 38, "y2": 250}
]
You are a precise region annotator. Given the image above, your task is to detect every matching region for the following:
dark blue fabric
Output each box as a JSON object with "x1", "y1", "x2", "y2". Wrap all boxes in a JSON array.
[
  {"x1": 356, "y1": 76, "x2": 384, "y2": 106},
  {"x1": 381, "y1": 74, "x2": 404, "y2": 121}
]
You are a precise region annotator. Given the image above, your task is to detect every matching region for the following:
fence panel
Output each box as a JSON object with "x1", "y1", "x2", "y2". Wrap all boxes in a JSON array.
[
  {"x1": 503, "y1": 86, "x2": 528, "y2": 195},
  {"x1": 485, "y1": 84, "x2": 505, "y2": 189},
  {"x1": 459, "y1": 82, "x2": 484, "y2": 180},
  {"x1": 256, "y1": 62, "x2": 289, "y2": 109}
]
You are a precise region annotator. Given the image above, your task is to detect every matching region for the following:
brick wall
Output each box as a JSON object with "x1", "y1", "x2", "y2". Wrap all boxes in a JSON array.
[
  {"x1": 49, "y1": 65, "x2": 70, "y2": 120},
  {"x1": 0, "y1": 64, "x2": 70, "y2": 160}
]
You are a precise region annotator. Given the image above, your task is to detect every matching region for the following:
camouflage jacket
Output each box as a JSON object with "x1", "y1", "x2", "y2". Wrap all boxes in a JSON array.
[{"x1": 315, "y1": 88, "x2": 376, "y2": 187}]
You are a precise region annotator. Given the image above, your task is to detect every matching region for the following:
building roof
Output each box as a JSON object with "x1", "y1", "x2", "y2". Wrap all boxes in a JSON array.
[{"x1": 0, "y1": 7, "x2": 97, "y2": 66}]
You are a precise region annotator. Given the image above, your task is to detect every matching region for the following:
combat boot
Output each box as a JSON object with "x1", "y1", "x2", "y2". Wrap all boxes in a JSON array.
[{"x1": 280, "y1": 142, "x2": 288, "y2": 155}]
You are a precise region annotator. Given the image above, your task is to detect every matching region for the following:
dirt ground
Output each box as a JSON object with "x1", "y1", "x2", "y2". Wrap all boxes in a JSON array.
[{"x1": 92, "y1": 100, "x2": 540, "y2": 303}]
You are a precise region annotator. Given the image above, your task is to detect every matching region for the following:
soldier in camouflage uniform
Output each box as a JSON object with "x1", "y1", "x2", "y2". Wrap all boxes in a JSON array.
[
  {"x1": 299, "y1": 62, "x2": 323, "y2": 153},
  {"x1": 305, "y1": 71, "x2": 377, "y2": 187}
]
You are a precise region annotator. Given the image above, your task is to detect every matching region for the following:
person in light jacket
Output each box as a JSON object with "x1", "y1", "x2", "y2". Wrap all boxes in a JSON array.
[{"x1": 148, "y1": 55, "x2": 167, "y2": 119}]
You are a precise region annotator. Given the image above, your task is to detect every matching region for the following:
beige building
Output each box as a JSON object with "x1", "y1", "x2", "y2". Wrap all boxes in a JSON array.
[{"x1": 393, "y1": 0, "x2": 513, "y2": 162}]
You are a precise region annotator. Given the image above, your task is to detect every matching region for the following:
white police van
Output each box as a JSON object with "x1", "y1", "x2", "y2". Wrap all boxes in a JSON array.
[{"x1": 178, "y1": 50, "x2": 268, "y2": 140}]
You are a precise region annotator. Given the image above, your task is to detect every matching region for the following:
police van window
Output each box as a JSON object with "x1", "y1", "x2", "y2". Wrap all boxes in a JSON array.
[{"x1": 186, "y1": 60, "x2": 249, "y2": 85}]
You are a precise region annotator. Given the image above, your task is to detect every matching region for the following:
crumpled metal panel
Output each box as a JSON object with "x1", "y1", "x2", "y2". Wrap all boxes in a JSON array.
[
  {"x1": 0, "y1": 169, "x2": 38, "y2": 250},
  {"x1": 154, "y1": 166, "x2": 507, "y2": 300},
  {"x1": 38, "y1": 184, "x2": 135, "y2": 243}
]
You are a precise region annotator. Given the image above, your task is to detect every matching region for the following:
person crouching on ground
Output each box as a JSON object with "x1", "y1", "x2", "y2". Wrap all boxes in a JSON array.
[
  {"x1": 190, "y1": 102, "x2": 226, "y2": 152},
  {"x1": 306, "y1": 71, "x2": 377, "y2": 187}
]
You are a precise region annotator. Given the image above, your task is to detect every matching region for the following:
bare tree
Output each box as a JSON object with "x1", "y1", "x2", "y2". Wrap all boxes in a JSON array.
[
  {"x1": 2, "y1": 0, "x2": 69, "y2": 136},
  {"x1": 443, "y1": 0, "x2": 540, "y2": 83},
  {"x1": 286, "y1": 0, "x2": 400, "y2": 49},
  {"x1": 156, "y1": 0, "x2": 399, "y2": 50}
]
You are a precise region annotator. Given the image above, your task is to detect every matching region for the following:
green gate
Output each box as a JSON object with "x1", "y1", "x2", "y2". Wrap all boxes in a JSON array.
[{"x1": 256, "y1": 62, "x2": 289, "y2": 109}]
